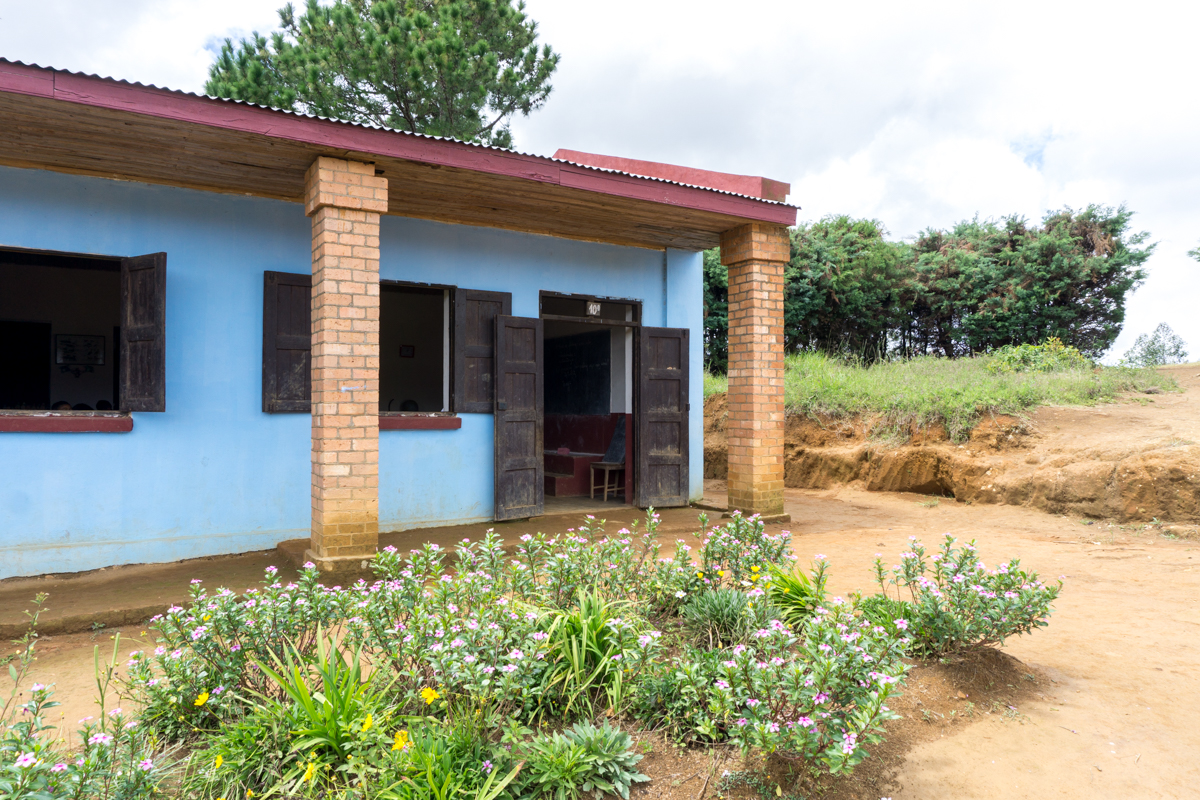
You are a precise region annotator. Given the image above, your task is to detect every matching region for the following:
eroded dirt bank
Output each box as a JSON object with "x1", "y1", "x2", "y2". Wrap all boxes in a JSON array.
[{"x1": 705, "y1": 364, "x2": 1200, "y2": 523}]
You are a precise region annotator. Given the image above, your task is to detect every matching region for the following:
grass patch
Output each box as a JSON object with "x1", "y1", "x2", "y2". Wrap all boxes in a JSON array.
[
  {"x1": 705, "y1": 351, "x2": 1178, "y2": 441},
  {"x1": 703, "y1": 370, "x2": 728, "y2": 398}
]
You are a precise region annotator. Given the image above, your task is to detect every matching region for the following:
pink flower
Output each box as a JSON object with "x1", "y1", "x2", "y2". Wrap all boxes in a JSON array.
[
  {"x1": 51, "y1": 762, "x2": 68, "y2": 773},
  {"x1": 14, "y1": 752, "x2": 37, "y2": 768},
  {"x1": 30, "y1": 683, "x2": 45, "y2": 692},
  {"x1": 894, "y1": 619, "x2": 908, "y2": 631},
  {"x1": 88, "y1": 733, "x2": 113, "y2": 745},
  {"x1": 735, "y1": 718, "x2": 748, "y2": 726}
]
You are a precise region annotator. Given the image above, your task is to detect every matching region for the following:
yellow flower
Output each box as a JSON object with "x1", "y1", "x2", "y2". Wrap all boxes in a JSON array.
[
  {"x1": 751, "y1": 575, "x2": 759, "y2": 582},
  {"x1": 362, "y1": 713, "x2": 373, "y2": 732},
  {"x1": 717, "y1": 570, "x2": 725, "y2": 577},
  {"x1": 303, "y1": 762, "x2": 316, "y2": 782},
  {"x1": 751, "y1": 565, "x2": 760, "y2": 573},
  {"x1": 213, "y1": 754, "x2": 223, "y2": 769},
  {"x1": 202, "y1": 614, "x2": 211, "y2": 621},
  {"x1": 696, "y1": 571, "x2": 704, "y2": 579},
  {"x1": 420, "y1": 687, "x2": 440, "y2": 705},
  {"x1": 194, "y1": 692, "x2": 210, "y2": 707},
  {"x1": 392, "y1": 730, "x2": 410, "y2": 751}
]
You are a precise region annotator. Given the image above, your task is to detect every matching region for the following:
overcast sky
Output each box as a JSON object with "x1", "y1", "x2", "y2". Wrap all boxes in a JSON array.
[{"x1": 1, "y1": 0, "x2": 1196, "y2": 361}]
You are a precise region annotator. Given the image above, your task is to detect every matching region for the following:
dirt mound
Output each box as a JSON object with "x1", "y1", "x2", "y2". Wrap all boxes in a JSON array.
[{"x1": 704, "y1": 365, "x2": 1200, "y2": 523}]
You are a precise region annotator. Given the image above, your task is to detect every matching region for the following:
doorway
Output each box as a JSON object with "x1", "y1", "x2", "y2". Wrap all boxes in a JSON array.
[{"x1": 540, "y1": 293, "x2": 638, "y2": 511}]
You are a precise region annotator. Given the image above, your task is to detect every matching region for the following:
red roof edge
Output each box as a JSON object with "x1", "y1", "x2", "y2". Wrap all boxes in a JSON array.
[
  {"x1": 0, "y1": 59, "x2": 798, "y2": 230},
  {"x1": 554, "y1": 149, "x2": 790, "y2": 203}
]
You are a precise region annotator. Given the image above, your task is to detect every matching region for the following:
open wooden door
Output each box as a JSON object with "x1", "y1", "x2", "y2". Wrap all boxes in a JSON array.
[
  {"x1": 635, "y1": 327, "x2": 689, "y2": 508},
  {"x1": 494, "y1": 315, "x2": 544, "y2": 520}
]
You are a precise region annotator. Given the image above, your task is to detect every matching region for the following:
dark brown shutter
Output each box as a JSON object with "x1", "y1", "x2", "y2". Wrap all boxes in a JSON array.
[
  {"x1": 263, "y1": 271, "x2": 312, "y2": 412},
  {"x1": 494, "y1": 315, "x2": 543, "y2": 521},
  {"x1": 120, "y1": 252, "x2": 166, "y2": 412},
  {"x1": 635, "y1": 327, "x2": 689, "y2": 508},
  {"x1": 453, "y1": 289, "x2": 512, "y2": 412}
]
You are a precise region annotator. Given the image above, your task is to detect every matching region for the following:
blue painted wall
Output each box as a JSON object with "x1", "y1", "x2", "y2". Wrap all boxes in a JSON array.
[
  {"x1": 0, "y1": 167, "x2": 706, "y2": 578},
  {"x1": 0, "y1": 166, "x2": 313, "y2": 578}
]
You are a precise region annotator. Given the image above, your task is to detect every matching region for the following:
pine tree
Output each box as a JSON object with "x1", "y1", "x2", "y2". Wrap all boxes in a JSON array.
[{"x1": 205, "y1": 0, "x2": 559, "y2": 148}]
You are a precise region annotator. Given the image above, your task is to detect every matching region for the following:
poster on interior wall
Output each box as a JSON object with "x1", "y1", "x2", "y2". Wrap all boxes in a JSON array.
[{"x1": 55, "y1": 334, "x2": 105, "y2": 365}]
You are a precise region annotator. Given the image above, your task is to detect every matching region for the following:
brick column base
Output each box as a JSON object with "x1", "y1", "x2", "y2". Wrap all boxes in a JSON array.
[
  {"x1": 304, "y1": 156, "x2": 388, "y2": 572},
  {"x1": 720, "y1": 222, "x2": 789, "y2": 518}
]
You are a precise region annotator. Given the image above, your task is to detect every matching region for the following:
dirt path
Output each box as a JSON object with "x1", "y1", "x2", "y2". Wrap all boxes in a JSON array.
[
  {"x1": 13, "y1": 487, "x2": 1200, "y2": 797},
  {"x1": 765, "y1": 483, "x2": 1200, "y2": 799}
]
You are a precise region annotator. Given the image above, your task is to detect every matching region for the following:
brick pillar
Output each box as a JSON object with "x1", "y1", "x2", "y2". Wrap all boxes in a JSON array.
[
  {"x1": 304, "y1": 156, "x2": 388, "y2": 571},
  {"x1": 720, "y1": 222, "x2": 789, "y2": 518}
]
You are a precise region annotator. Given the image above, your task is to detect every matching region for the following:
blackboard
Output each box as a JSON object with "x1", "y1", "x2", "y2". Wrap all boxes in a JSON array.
[{"x1": 545, "y1": 329, "x2": 610, "y2": 415}]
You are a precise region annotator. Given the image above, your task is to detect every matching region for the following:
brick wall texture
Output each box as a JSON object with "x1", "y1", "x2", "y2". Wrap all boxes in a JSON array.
[
  {"x1": 305, "y1": 157, "x2": 388, "y2": 564},
  {"x1": 720, "y1": 222, "x2": 790, "y2": 516}
]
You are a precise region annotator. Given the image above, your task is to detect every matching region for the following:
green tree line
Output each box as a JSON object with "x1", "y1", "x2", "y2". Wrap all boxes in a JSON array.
[{"x1": 704, "y1": 205, "x2": 1153, "y2": 371}]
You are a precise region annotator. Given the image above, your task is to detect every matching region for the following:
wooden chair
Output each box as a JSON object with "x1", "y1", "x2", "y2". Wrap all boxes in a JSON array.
[{"x1": 590, "y1": 418, "x2": 626, "y2": 501}]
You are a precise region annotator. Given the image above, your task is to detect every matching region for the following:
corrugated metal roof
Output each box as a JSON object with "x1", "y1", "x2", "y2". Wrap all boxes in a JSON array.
[{"x1": 0, "y1": 57, "x2": 790, "y2": 207}]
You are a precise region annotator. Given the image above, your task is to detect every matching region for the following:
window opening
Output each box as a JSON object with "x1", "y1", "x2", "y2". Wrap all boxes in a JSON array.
[
  {"x1": 380, "y1": 284, "x2": 449, "y2": 413},
  {"x1": 0, "y1": 248, "x2": 121, "y2": 411}
]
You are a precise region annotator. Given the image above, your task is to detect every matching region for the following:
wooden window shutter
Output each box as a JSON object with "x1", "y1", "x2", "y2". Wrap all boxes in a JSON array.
[
  {"x1": 453, "y1": 289, "x2": 512, "y2": 412},
  {"x1": 119, "y1": 252, "x2": 167, "y2": 412},
  {"x1": 263, "y1": 271, "x2": 312, "y2": 413}
]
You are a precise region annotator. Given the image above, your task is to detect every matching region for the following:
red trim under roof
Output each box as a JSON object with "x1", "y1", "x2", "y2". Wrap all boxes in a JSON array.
[
  {"x1": 554, "y1": 149, "x2": 790, "y2": 203},
  {"x1": 0, "y1": 59, "x2": 798, "y2": 229}
]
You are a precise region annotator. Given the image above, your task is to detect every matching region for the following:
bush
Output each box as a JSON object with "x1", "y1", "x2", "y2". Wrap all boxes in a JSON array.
[
  {"x1": 92, "y1": 511, "x2": 1068, "y2": 796},
  {"x1": 986, "y1": 337, "x2": 1092, "y2": 374},
  {"x1": 379, "y1": 722, "x2": 517, "y2": 800},
  {"x1": 518, "y1": 720, "x2": 647, "y2": 800},
  {"x1": 766, "y1": 557, "x2": 829, "y2": 629},
  {"x1": 855, "y1": 594, "x2": 910, "y2": 630},
  {"x1": 1, "y1": 630, "x2": 174, "y2": 800},
  {"x1": 681, "y1": 589, "x2": 752, "y2": 649},
  {"x1": 872, "y1": 535, "x2": 1062, "y2": 657},
  {"x1": 635, "y1": 599, "x2": 908, "y2": 776}
]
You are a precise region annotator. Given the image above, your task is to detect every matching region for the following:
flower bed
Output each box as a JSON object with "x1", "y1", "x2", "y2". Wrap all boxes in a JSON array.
[{"x1": 1, "y1": 516, "x2": 1062, "y2": 799}]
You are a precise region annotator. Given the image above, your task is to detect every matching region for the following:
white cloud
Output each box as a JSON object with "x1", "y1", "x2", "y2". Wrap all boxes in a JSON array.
[{"x1": 0, "y1": 0, "x2": 1197, "y2": 359}]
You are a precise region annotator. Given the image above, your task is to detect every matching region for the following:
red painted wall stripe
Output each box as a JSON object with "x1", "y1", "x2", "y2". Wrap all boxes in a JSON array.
[
  {"x1": 378, "y1": 415, "x2": 462, "y2": 431},
  {"x1": 0, "y1": 415, "x2": 133, "y2": 433}
]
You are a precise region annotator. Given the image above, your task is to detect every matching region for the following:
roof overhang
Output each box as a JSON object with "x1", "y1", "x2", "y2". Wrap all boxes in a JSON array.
[{"x1": 0, "y1": 60, "x2": 797, "y2": 251}]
